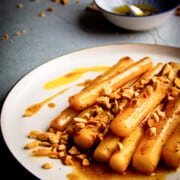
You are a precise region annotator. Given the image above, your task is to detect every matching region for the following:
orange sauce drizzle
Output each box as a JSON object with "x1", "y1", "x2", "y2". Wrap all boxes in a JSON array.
[
  {"x1": 23, "y1": 66, "x2": 108, "y2": 117},
  {"x1": 43, "y1": 66, "x2": 109, "y2": 90},
  {"x1": 47, "y1": 103, "x2": 56, "y2": 108},
  {"x1": 23, "y1": 88, "x2": 69, "y2": 117}
]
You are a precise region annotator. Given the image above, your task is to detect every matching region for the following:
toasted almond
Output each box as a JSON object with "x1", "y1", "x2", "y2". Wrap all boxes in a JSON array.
[
  {"x1": 122, "y1": 87, "x2": 134, "y2": 99},
  {"x1": 50, "y1": 152, "x2": 59, "y2": 159},
  {"x1": 101, "y1": 86, "x2": 112, "y2": 96},
  {"x1": 82, "y1": 158, "x2": 90, "y2": 166},
  {"x1": 61, "y1": 0, "x2": 69, "y2": 5},
  {"x1": 146, "y1": 85, "x2": 153, "y2": 95},
  {"x1": 16, "y1": 3, "x2": 23, "y2": 8},
  {"x1": 168, "y1": 70, "x2": 174, "y2": 81},
  {"x1": 39, "y1": 141, "x2": 51, "y2": 147},
  {"x1": 148, "y1": 127, "x2": 156, "y2": 137},
  {"x1": 32, "y1": 148, "x2": 52, "y2": 156},
  {"x1": 117, "y1": 142, "x2": 124, "y2": 150},
  {"x1": 174, "y1": 77, "x2": 180, "y2": 88},
  {"x1": 37, "y1": 132, "x2": 50, "y2": 141},
  {"x1": 64, "y1": 155, "x2": 73, "y2": 165},
  {"x1": 151, "y1": 112, "x2": 160, "y2": 123},
  {"x1": 39, "y1": 12, "x2": 46, "y2": 17},
  {"x1": 42, "y1": 162, "x2": 53, "y2": 169},
  {"x1": 68, "y1": 146, "x2": 80, "y2": 155},
  {"x1": 59, "y1": 151, "x2": 66, "y2": 158},
  {"x1": 76, "y1": 154, "x2": 87, "y2": 160},
  {"x1": 75, "y1": 122, "x2": 86, "y2": 129},
  {"x1": 147, "y1": 118, "x2": 157, "y2": 128},
  {"x1": 156, "y1": 109, "x2": 165, "y2": 120},
  {"x1": 47, "y1": 7, "x2": 54, "y2": 12},
  {"x1": 1, "y1": 33, "x2": 10, "y2": 40},
  {"x1": 28, "y1": 130, "x2": 41, "y2": 139},
  {"x1": 24, "y1": 141, "x2": 40, "y2": 149},
  {"x1": 74, "y1": 117, "x2": 87, "y2": 123},
  {"x1": 49, "y1": 133, "x2": 60, "y2": 144},
  {"x1": 58, "y1": 144, "x2": 66, "y2": 151},
  {"x1": 162, "y1": 63, "x2": 172, "y2": 76}
]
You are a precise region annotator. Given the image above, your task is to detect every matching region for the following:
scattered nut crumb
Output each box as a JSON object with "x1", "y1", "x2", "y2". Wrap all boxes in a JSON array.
[
  {"x1": 39, "y1": 11, "x2": 46, "y2": 17},
  {"x1": 117, "y1": 142, "x2": 124, "y2": 150},
  {"x1": 1, "y1": 33, "x2": 10, "y2": 40},
  {"x1": 42, "y1": 162, "x2": 53, "y2": 169},
  {"x1": 16, "y1": 3, "x2": 23, "y2": 9},
  {"x1": 82, "y1": 158, "x2": 90, "y2": 166},
  {"x1": 1, "y1": 29, "x2": 27, "y2": 41},
  {"x1": 61, "y1": 0, "x2": 70, "y2": 5},
  {"x1": 28, "y1": 130, "x2": 41, "y2": 138},
  {"x1": 14, "y1": 31, "x2": 21, "y2": 36},
  {"x1": 148, "y1": 127, "x2": 156, "y2": 137},
  {"x1": 46, "y1": 7, "x2": 54, "y2": 12},
  {"x1": 24, "y1": 140, "x2": 40, "y2": 149}
]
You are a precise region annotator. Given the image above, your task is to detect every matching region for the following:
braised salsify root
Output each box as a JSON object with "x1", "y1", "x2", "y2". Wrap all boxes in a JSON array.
[
  {"x1": 51, "y1": 107, "x2": 79, "y2": 131},
  {"x1": 132, "y1": 97, "x2": 180, "y2": 174},
  {"x1": 109, "y1": 126, "x2": 144, "y2": 173},
  {"x1": 161, "y1": 122, "x2": 180, "y2": 169},
  {"x1": 110, "y1": 75, "x2": 171, "y2": 137},
  {"x1": 93, "y1": 131, "x2": 120, "y2": 162},
  {"x1": 69, "y1": 57, "x2": 153, "y2": 110}
]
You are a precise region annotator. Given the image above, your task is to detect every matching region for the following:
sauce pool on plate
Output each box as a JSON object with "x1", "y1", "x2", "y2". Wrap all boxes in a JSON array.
[{"x1": 67, "y1": 160, "x2": 175, "y2": 180}]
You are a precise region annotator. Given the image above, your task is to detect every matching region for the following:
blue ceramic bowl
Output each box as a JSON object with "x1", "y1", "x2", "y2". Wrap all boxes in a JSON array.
[{"x1": 94, "y1": 0, "x2": 179, "y2": 31}]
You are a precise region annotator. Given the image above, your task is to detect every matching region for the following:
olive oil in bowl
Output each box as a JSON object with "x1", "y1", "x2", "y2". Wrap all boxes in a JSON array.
[{"x1": 114, "y1": 4, "x2": 159, "y2": 16}]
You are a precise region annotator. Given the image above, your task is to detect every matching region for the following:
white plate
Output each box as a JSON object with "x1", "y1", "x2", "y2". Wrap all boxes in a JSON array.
[{"x1": 1, "y1": 44, "x2": 180, "y2": 180}]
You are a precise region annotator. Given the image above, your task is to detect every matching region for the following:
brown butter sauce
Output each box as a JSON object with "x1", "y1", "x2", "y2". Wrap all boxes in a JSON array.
[{"x1": 67, "y1": 161, "x2": 175, "y2": 180}]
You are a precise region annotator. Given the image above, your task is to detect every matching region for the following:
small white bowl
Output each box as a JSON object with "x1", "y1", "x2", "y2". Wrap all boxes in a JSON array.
[{"x1": 94, "y1": 0, "x2": 179, "y2": 31}]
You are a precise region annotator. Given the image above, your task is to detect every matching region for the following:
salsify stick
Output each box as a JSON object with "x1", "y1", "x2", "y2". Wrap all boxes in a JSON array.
[
  {"x1": 109, "y1": 126, "x2": 144, "y2": 173},
  {"x1": 69, "y1": 57, "x2": 153, "y2": 110},
  {"x1": 132, "y1": 97, "x2": 180, "y2": 174},
  {"x1": 50, "y1": 107, "x2": 79, "y2": 131},
  {"x1": 93, "y1": 131, "x2": 121, "y2": 162},
  {"x1": 161, "y1": 122, "x2": 180, "y2": 169},
  {"x1": 110, "y1": 75, "x2": 171, "y2": 137},
  {"x1": 84, "y1": 56, "x2": 134, "y2": 90}
]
